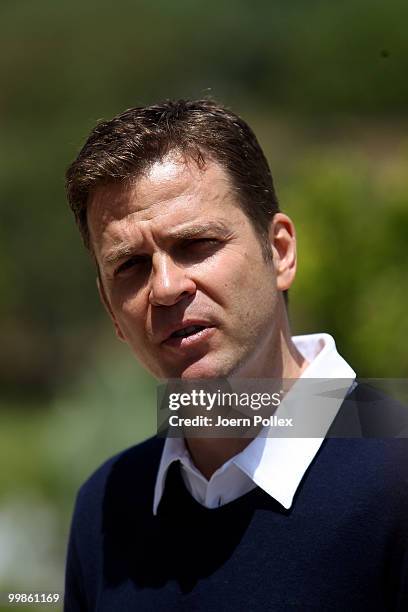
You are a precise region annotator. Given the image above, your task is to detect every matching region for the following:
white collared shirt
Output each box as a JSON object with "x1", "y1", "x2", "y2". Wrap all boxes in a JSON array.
[{"x1": 153, "y1": 333, "x2": 356, "y2": 514}]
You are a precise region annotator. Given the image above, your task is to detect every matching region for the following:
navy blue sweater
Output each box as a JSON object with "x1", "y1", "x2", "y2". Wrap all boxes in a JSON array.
[{"x1": 65, "y1": 388, "x2": 408, "y2": 611}]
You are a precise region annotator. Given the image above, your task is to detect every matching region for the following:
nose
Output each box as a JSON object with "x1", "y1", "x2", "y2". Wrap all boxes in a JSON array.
[{"x1": 148, "y1": 253, "x2": 196, "y2": 307}]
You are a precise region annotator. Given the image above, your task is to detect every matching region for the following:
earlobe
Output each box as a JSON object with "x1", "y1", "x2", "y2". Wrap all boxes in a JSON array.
[
  {"x1": 96, "y1": 275, "x2": 126, "y2": 342},
  {"x1": 269, "y1": 213, "x2": 297, "y2": 291}
]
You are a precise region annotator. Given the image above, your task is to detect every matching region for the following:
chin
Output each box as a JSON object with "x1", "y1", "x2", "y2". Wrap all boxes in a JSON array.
[{"x1": 178, "y1": 355, "x2": 236, "y2": 380}]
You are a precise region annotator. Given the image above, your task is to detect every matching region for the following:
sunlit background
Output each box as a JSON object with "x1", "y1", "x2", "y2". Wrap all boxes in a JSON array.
[{"x1": 1, "y1": 0, "x2": 407, "y2": 608}]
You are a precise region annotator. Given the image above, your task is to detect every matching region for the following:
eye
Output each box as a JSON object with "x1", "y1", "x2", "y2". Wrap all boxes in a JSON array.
[
  {"x1": 176, "y1": 238, "x2": 221, "y2": 262},
  {"x1": 115, "y1": 256, "x2": 150, "y2": 276},
  {"x1": 186, "y1": 238, "x2": 219, "y2": 249}
]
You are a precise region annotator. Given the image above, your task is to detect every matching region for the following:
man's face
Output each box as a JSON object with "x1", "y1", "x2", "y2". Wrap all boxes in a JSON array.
[{"x1": 88, "y1": 155, "x2": 295, "y2": 379}]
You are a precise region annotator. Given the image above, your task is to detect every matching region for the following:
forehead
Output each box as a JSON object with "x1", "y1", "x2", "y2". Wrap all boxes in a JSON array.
[{"x1": 87, "y1": 155, "x2": 237, "y2": 252}]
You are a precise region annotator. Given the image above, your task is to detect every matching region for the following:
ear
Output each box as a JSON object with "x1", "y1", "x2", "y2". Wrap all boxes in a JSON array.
[
  {"x1": 96, "y1": 274, "x2": 126, "y2": 342},
  {"x1": 269, "y1": 213, "x2": 297, "y2": 291}
]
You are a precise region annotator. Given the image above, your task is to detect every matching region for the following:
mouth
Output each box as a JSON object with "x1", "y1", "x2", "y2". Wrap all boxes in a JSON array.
[
  {"x1": 162, "y1": 323, "x2": 216, "y2": 349},
  {"x1": 170, "y1": 324, "x2": 207, "y2": 338}
]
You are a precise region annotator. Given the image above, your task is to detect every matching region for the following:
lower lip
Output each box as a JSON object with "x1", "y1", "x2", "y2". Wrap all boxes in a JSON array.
[{"x1": 162, "y1": 326, "x2": 216, "y2": 350}]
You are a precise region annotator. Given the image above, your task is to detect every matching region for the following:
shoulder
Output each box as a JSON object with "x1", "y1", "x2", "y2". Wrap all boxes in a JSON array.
[
  {"x1": 318, "y1": 382, "x2": 408, "y2": 503},
  {"x1": 330, "y1": 380, "x2": 408, "y2": 439},
  {"x1": 323, "y1": 432, "x2": 408, "y2": 509},
  {"x1": 65, "y1": 436, "x2": 165, "y2": 608},
  {"x1": 73, "y1": 436, "x2": 165, "y2": 526}
]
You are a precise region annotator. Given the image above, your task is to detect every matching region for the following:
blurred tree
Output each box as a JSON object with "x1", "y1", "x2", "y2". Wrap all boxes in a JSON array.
[{"x1": 0, "y1": 0, "x2": 407, "y2": 398}]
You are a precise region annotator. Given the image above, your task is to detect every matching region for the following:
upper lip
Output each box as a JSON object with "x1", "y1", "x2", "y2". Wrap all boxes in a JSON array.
[{"x1": 159, "y1": 320, "x2": 214, "y2": 344}]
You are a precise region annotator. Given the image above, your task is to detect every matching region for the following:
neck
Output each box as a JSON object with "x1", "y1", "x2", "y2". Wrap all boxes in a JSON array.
[{"x1": 185, "y1": 319, "x2": 309, "y2": 481}]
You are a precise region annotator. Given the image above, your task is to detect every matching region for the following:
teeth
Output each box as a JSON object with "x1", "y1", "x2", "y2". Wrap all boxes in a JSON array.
[{"x1": 173, "y1": 325, "x2": 203, "y2": 338}]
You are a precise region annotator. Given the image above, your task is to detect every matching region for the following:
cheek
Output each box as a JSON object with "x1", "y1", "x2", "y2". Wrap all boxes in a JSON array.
[
  {"x1": 203, "y1": 250, "x2": 275, "y2": 305},
  {"x1": 193, "y1": 248, "x2": 255, "y2": 301},
  {"x1": 113, "y1": 294, "x2": 147, "y2": 338}
]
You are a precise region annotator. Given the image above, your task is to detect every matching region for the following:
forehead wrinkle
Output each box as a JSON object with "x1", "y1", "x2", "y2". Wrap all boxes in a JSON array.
[
  {"x1": 127, "y1": 154, "x2": 237, "y2": 219},
  {"x1": 89, "y1": 157, "x2": 239, "y2": 261},
  {"x1": 90, "y1": 157, "x2": 233, "y2": 228},
  {"x1": 87, "y1": 181, "x2": 137, "y2": 257},
  {"x1": 102, "y1": 219, "x2": 231, "y2": 267},
  {"x1": 100, "y1": 216, "x2": 148, "y2": 265}
]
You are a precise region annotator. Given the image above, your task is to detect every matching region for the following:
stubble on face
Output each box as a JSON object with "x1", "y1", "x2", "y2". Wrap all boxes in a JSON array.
[{"x1": 87, "y1": 154, "x2": 288, "y2": 380}]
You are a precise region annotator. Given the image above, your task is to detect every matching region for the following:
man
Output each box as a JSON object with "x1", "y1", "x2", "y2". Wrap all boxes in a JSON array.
[{"x1": 64, "y1": 99, "x2": 407, "y2": 611}]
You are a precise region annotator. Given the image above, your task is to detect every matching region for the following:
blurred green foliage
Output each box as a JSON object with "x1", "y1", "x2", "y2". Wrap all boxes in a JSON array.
[
  {"x1": 1, "y1": 0, "x2": 407, "y2": 397},
  {"x1": 0, "y1": 0, "x2": 407, "y2": 600}
]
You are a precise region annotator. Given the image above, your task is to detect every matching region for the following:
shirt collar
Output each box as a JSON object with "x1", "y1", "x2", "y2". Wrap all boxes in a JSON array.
[{"x1": 153, "y1": 333, "x2": 356, "y2": 514}]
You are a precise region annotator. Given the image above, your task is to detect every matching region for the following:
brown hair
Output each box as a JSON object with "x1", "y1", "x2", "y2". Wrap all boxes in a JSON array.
[{"x1": 66, "y1": 98, "x2": 280, "y2": 261}]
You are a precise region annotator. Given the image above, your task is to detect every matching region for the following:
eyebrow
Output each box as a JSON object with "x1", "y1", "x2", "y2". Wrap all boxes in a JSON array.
[
  {"x1": 103, "y1": 244, "x2": 137, "y2": 266},
  {"x1": 102, "y1": 221, "x2": 231, "y2": 267},
  {"x1": 166, "y1": 221, "x2": 230, "y2": 240}
]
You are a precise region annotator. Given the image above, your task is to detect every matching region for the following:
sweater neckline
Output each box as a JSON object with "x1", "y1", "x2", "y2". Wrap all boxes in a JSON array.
[{"x1": 157, "y1": 460, "x2": 286, "y2": 517}]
